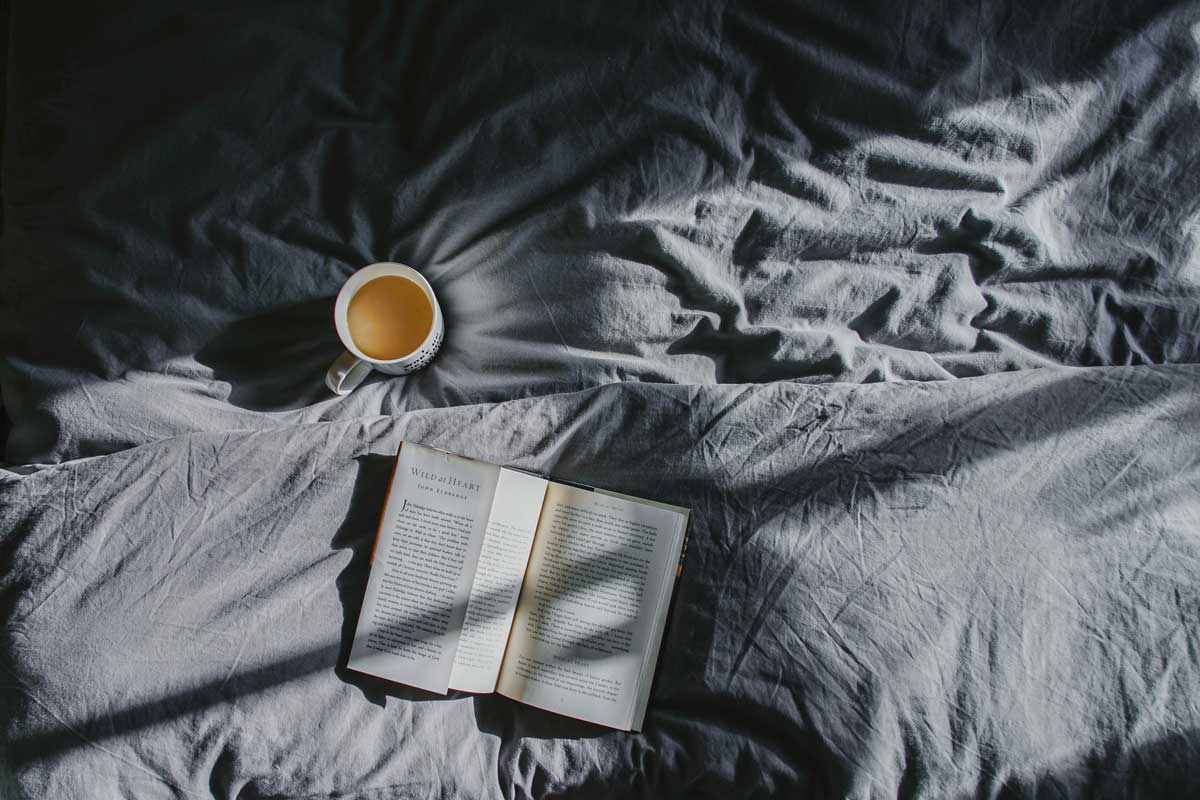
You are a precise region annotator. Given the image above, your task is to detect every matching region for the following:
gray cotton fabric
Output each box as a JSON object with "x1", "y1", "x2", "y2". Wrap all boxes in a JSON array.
[
  {"x1": 3, "y1": 369, "x2": 1200, "y2": 798},
  {"x1": 3, "y1": 1, "x2": 1200, "y2": 798},
  {"x1": 3, "y1": 0, "x2": 1200, "y2": 465}
]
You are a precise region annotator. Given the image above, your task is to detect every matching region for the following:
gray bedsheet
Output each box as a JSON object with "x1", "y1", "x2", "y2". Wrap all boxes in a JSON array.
[
  {"x1": 4, "y1": 2, "x2": 1200, "y2": 797},
  {"x1": 3, "y1": 366, "x2": 1199, "y2": 798},
  {"x1": 4, "y1": 0, "x2": 1200, "y2": 465}
]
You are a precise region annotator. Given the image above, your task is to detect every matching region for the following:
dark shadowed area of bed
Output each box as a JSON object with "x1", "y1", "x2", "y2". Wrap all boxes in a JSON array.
[{"x1": 2, "y1": 1, "x2": 1199, "y2": 797}]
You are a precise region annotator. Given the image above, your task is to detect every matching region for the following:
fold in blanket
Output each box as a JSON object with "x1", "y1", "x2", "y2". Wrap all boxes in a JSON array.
[
  {"x1": 3, "y1": 366, "x2": 1198, "y2": 797},
  {"x1": 3, "y1": 0, "x2": 1200, "y2": 463}
]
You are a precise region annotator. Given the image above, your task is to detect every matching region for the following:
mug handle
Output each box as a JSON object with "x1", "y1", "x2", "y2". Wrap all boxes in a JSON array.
[{"x1": 325, "y1": 351, "x2": 373, "y2": 395}]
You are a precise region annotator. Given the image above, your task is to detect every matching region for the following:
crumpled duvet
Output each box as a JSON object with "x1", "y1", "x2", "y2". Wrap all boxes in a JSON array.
[
  {"x1": 4, "y1": 1, "x2": 1200, "y2": 797},
  {"x1": 3, "y1": 0, "x2": 1200, "y2": 465},
  {"x1": 3, "y1": 368, "x2": 1199, "y2": 798}
]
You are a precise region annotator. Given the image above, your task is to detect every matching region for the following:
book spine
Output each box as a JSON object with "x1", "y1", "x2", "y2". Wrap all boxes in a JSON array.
[
  {"x1": 370, "y1": 443, "x2": 404, "y2": 565},
  {"x1": 676, "y1": 519, "x2": 691, "y2": 578},
  {"x1": 548, "y1": 477, "x2": 595, "y2": 492}
]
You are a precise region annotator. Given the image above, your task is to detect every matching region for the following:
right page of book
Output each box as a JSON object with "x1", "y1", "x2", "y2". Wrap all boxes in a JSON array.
[{"x1": 495, "y1": 482, "x2": 687, "y2": 730}]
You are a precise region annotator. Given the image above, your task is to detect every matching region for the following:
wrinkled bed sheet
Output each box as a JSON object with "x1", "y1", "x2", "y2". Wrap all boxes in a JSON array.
[
  {"x1": 3, "y1": 367, "x2": 1200, "y2": 798},
  {"x1": 4, "y1": 1, "x2": 1200, "y2": 465},
  {"x1": 4, "y1": 1, "x2": 1200, "y2": 797}
]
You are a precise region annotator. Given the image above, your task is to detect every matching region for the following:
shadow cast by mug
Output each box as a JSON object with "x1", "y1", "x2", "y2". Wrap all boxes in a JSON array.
[{"x1": 194, "y1": 298, "x2": 346, "y2": 412}]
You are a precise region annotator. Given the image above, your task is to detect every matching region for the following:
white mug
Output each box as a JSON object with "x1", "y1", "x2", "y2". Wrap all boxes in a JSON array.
[{"x1": 325, "y1": 262, "x2": 444, "y2": 395}]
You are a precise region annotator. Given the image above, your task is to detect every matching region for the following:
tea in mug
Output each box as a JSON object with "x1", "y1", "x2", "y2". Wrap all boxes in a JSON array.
[{"x1": 347, "y1": 276, "x2": 434, "y2": 360}]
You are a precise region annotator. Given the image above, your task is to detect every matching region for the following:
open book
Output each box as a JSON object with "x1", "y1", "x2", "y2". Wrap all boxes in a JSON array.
[{"x1": 347, "y1": 442, "x2": 690, "y2": 731}]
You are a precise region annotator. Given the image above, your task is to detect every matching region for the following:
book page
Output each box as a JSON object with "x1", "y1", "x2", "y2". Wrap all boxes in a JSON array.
[
  {"x1": 347, "y1": 443, "x2": 501, "y2": 694},
  {"x1": 448, "y1": 468, "x2": 548, "y2": 693},
  {"x1": 496, "y1": 483, "x2": 687, "y2": 730},
  {"x1": 593, "y1": 488, "x2": 690, "y2": 730}
]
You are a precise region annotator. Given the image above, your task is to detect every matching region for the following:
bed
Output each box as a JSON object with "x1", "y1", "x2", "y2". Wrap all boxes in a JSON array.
[{"x1": 3, "y1": 1, "x2": 1199, "y2": 797}]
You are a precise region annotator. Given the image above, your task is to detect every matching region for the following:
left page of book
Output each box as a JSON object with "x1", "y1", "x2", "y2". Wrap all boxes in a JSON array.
[{"x1": 347, "y1": 442, "x2": 502, "y2": 694}]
